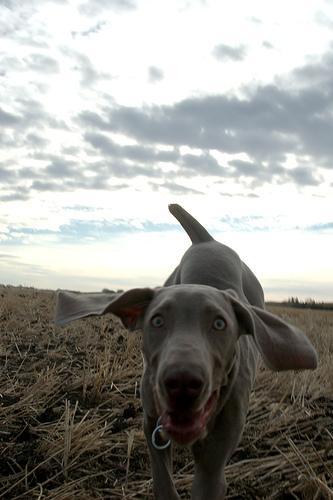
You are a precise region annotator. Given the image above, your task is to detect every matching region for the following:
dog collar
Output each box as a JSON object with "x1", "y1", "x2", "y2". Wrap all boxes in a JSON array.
[{"x1": 152, "y1": 416, "x2": 171, "y2": 450}]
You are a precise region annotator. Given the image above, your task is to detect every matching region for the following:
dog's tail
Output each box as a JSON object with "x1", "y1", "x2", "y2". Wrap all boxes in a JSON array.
[{"x1": 168, "y1": 204, "x2": 214, "y2": 244}]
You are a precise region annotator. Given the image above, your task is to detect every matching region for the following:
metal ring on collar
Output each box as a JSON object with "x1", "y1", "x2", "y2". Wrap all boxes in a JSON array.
[{"x1": 151, "y1": 424, "x2": 171, "y2": 450}]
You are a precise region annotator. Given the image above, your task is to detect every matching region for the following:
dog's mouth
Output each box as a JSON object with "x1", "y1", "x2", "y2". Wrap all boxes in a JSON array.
[{"x1": 160, "y1": 391, "x2": 218, "y2": 445}]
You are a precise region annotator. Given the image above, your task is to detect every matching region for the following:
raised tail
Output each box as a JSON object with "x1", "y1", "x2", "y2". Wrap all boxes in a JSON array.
[{"x1": 168, "y1": 204, "x2": 214, "y2": 244}]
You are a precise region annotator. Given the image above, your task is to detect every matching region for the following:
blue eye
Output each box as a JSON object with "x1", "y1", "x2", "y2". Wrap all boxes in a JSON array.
[
  {"x1": 151, "y1": 315, "x2": 164, "y2": 327},
  {"x1": 213, "y1": 318, "x2": 226, "y2": 331}
]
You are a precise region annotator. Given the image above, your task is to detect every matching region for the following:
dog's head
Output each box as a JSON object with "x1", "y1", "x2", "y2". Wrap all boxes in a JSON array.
[{"x1": 55, "y1": 285, "x2": 317, "y2": 445}]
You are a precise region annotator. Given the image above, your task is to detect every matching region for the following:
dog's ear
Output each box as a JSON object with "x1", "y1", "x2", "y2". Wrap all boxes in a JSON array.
[
  {"x1": 55, "y1": 288, "x2": 155, "y2": 331},
  {"x1": 225, "y1": 291, "x2": 318, "y2": 371}
]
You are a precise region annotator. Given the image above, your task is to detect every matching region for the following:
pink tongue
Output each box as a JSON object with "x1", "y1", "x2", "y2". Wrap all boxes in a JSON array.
[
  {"x1": 161, "y1": 410, "x2": 204, "y2": 440},
  {"x1": 159, "y1": 393, "x2": 217, "y2": 444}
]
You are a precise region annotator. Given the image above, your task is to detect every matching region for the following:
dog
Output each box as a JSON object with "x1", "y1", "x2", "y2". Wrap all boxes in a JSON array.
[{"x1": 55, "y1": 204, "x2": 317, "y2": 499}]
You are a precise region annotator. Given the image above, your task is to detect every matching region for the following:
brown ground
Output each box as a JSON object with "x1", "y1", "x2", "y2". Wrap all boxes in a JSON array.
[{"x1": 0, "y1": 285, "x2": 332, "y2": 499}]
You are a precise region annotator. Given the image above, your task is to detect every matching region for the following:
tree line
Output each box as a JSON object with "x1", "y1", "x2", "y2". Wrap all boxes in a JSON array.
[{"x1": 267, "y1": 297, "x2": 333, "y2": 310}]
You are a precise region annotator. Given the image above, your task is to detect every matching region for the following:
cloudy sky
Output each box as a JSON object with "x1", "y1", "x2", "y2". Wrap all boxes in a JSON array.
[{"x1": 1, "y1": 0, "x2": 333, "y2": 301}]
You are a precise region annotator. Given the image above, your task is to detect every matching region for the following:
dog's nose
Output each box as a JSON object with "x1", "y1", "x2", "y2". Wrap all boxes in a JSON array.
[{"x1": 163, "y1": 370, "x2": 204, "y2": 406}]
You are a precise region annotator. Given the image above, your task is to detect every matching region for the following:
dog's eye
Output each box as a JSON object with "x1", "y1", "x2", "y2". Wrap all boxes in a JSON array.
[
  {"x1": 213, "y1": 317, "x2": 226, "y2": 330},
  {"x1": 151, "y1": 315, "x2": 164, "y2": 328}
]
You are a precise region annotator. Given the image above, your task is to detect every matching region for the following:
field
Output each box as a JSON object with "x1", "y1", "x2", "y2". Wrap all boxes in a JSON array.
[{"x1": 0, "y1": 285, "x2": 332, "y2": 499}]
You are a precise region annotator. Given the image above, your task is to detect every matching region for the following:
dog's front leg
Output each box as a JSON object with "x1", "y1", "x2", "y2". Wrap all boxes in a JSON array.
[
  {"x1": 144, "y1": 413, "x2": 180, "y2": 500},
  {"x1": 191, "y1": 387, "x2": 248, "y2": 500}
]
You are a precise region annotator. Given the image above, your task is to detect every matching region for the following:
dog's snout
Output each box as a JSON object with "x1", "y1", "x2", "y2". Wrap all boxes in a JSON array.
[{"x1": 163, "y1": 370, "x2": 205, "y2": 406}]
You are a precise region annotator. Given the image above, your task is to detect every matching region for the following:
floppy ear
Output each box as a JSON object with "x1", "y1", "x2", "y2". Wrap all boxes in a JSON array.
[
  {"x1": 55, "y1": 288, "x2": 155, "y2": 331},
  {"x1": 225, "y1": 292, "x2": 318, "y2": 371}
]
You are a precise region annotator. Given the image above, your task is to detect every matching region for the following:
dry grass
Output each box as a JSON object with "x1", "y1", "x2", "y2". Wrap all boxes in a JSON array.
[{"x1": 0, "y1": 285, "x2": 332, "y2": 499}]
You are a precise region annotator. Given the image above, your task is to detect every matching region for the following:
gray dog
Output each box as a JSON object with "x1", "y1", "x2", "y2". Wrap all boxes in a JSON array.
[{"x1": 55, "y1": 204, "x2": 317, "y2": 499}]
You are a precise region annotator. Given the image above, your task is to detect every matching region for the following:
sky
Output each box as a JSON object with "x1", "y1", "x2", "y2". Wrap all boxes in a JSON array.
[{"x1": 1, "y1": 0, "x2": 333, "y2": 301}]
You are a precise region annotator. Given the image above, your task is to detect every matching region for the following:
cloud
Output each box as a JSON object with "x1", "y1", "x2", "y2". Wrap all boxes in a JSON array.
[
  {"x1": 212, "y1": 185, "x2": 260, "y2": 198},
  {"x1": 0, "y1": 151, "x2": 131, "y2": 199},
  {"x1": 219, "y1": 215, "x2": 267, "y2": 231},
  {"x1": 2, "y1": 14, "x2": 333, "y2": 201},
  {"x1": 77, "y1": 46, "x2": 333, "y2": 189},
  {"x1": 28, "y1": 167, "x2": 129, "y2": 192},
  {"x1": 0, "y1": 190, "x2": 30, "y2": 202},
  {"x1": 247, "y1": 16, "x2": 262, "y2": 24},
  {"x1": 0, "y1": 253, "x2": 19, "y2": 260},
  {"x1": 0, "y1": 165, "x2": 16, "y2": 182},
  {"x1": 25, "y1": 133, "x2": 49, "y2": 148},
  {"x1": 2, "y1": 98, "x2": 66, "y2": 133},
  {"x1": 291, "y1": 49, "x2": 333, "y2": 90},
  {"x1": 25, "y1": 53, "x2": 59, "y2": 74},
  {"x1": 286, "y1": 166, "x2": 321, "y2": 186},
  {"x1": 58, "y1": 219, "x2": 176, "y2": 241},
  {"x1": 0, "y1": 218, "x2": 180, "y2": 246},
  {"x1": 306, "y1": 222, "x2": 333, "y2": 231},
  {"x1": 45, "y1": 158, "x2": 77, "y2": 178},
  {"x1": 0, "y1": 253, "x2": 52, "y2": 287},
  {"x1": 1, "y1": 0, "x2": 66, "y2": 6},
  {"x1": 71, "y1": 21, "x2": 106, "y2": 38},
  {"x1": 84, "y1": 131, "x2": 229, "y2": 178},
  {"x1": 229, "y1": 159, "x2": 263, "y2": 177},
  {"x1": 0, "y1": 2, "x2": 49, "y2": 48},
  {"x1": 262, "y1": 41, "x2": 274, "y2": 49},
  {"x1": 79, "y1": 0, "x2": 136, "y2": 16},
  {"x1": 92, "y1": 160, "x2": 163, "y2": 179},
  {"x1": 73, "y1": 54, "x2": 108, "y2": 87},
  {"x1": 179, "y1": 152, "x2": 225, "y2": 176},
  {"x1": 148, "y1": 65, "x2": 164, "y2": 83},
  {"x1": 0, "y1": 107, "x2": 20, "y2": 126},
  {"x1": 31, "y1": 180, "x2": 63, "y2": 192},
  {"x1": 150, "y1": 181, "x2": 203, "y2": 195},
  {"x1": 84, "y1": 131, "x2": 178, "y2": 163},
  {"x1": 315, "y1": 10, "x2": 333, "y2": 29},
  {"x1": 62, "y1": 49, "x2": 111, "y2": 87},
  {"x1": 212, "y1": 43, "x2": 247, "y2": 62}
]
